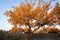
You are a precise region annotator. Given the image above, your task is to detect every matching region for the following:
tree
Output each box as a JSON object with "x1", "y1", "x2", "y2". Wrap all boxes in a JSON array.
[
  {"x1": 11, "y1": 26, "x2": 23, "y2": 33},
  {"x1": 50, "y1": 3, "x2": 60, "y2": 25},
  {"x1": 55, "y1": 3, "x2": 60, "y2": 25},
  {"x1": 5, "y1": 0, "x2": 60, "y2": 40}
]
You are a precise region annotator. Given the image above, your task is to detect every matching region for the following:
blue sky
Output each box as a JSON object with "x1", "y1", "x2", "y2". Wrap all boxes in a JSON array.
[{"x1": 0, "y1": 0, "x2": 60, "y2": 31}]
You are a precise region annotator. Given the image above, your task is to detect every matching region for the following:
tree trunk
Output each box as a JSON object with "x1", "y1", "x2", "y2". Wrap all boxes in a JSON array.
[
  {"x1": 26, "y1": 31, "x2": 31, "y2": 40},
  {"x1": 26, "y1": 23, "x2": 31, "y2": 40}
]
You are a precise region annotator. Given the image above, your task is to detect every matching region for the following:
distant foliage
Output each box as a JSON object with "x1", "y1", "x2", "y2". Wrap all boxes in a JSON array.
[{"x1": 11, "y1": 27, "x2": 23, "y2": 33}]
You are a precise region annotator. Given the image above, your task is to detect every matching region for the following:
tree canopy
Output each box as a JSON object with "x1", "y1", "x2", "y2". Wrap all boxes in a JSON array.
[{"x1": 5, "y1": 0, "x2": 60, "y2": 33}]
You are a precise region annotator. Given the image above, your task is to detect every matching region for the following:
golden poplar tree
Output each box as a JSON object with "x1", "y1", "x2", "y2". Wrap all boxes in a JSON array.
[{"x1": 5, "y1": 0, "x2": 60, "y2": 40}]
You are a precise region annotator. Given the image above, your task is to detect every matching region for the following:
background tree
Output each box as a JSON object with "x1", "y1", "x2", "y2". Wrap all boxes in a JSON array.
[
  {"x1": 11, "y1": 26, "x2": 23, "y2": 33},
  {"x1": 50, "y1": 3, "x2": 60, "y2": 25}
]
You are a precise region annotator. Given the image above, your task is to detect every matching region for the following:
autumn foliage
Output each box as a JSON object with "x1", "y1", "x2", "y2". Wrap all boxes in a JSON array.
[
  {"x1": 5, "y1": 0, "x2": 60, "y2": 33},
  {"x1": 11, "y1": 27, "x2": 23, "y2": 33}
]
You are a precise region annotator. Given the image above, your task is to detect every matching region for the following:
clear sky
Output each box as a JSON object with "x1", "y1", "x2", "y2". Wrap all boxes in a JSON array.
[{"x1": 0, "y1": 0, "x2": 60, "y2": 31}]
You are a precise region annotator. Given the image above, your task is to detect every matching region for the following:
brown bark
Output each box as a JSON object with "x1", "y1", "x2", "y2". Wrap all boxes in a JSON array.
[{"x1": 25, "y1": 23, "x2": 31, "y2": 40}]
